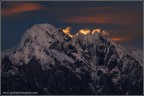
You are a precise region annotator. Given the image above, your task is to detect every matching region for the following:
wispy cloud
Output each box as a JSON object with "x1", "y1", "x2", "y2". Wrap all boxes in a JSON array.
[
  {"x1": 61, "y1": 6, "x2": 142, "y2": 25},
  {"x1": 111, "y1": 37, "x2": 124, "y2": 41},
  {"x1": 2, "y1": 2, "x2": 43, "y2": 16}
]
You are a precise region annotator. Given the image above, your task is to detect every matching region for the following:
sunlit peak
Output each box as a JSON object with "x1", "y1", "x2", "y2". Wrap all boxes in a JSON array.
[
  {"x1": 62, "y1": 27, "x2": 102, "y2": 38},
  {"x1": 62, "y1": 27, "x2": 73, "y2": 37},
  {"x1": 62, "y1": 27, "x2": 71, "y2": 34},
  {"x1": 79, "y1": 29, "x2": 91, "y2": 35},
  {"x1": 92, "y1": 28, "x2": 101, "y2": 34}
]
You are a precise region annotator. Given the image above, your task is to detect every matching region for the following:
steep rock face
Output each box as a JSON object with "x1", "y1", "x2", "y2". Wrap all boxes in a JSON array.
[{"x1": 1, "y1": 23, "x2": 143, "y2": 95}]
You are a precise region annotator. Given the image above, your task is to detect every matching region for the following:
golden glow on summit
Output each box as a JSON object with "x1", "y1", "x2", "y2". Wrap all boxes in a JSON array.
[
  {"x1": 79, "y1": 28, "x2": 101, "y2": 35},
  {"x1": 62, "y1": 27, "x2": 73, "y2": 37},
  {"x1": 62, "y1": 27, "x2": 102, "y2": 37},
  {"x1": 92, "y1": 28, "x2": 101, "y2": 34},
  {"x1": 79, "y1": 29, "x2": 91, "y2": 35},
  {"x1": 62, "y1": 27, "x2": 124, "y2": 42}
]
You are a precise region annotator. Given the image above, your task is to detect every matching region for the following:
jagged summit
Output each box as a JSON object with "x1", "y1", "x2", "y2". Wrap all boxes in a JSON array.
[
  {"x1": 5, "y1": 23, "x2": 102, "y2": 65},
  {"x1": 5, "y1": 23, "x2": 73, "y2": 65},
  {"x1": 20, "y1": 23, "x2": 64, "y2": 48}
]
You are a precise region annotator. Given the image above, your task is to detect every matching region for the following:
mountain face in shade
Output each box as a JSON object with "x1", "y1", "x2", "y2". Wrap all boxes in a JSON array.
[{"x1": 1, "y1": 23, "x2": 143, "y2": 95}]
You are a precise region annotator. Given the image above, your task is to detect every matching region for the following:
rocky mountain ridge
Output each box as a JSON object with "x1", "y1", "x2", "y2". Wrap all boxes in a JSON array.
[{"x1": 1, "y1": 23, "x2": 143, "y2": 95}]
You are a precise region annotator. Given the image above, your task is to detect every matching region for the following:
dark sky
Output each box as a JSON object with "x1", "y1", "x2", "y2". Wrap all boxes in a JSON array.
[{"x1": 1, "y1": 1, "x2": 143, "y2": 51}]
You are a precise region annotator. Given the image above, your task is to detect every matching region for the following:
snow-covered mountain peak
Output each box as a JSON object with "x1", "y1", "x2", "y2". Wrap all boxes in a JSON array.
[
  {"x1": 9, "y1": 23, "x2": 71, "y2": 65},
  {"x1": 4, "y1": 23, "x2": 140, "y2": 66},
  {"x1": 20, "y1": 23, "x2": 60, "y2": 48}
]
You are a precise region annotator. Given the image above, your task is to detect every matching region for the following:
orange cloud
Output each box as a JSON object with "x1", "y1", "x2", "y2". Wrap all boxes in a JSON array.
[
  {"x1": 62, "y1": 7, "x2": 142, "y2": 25},
  {"x1": 111, "y1": 37, "x2": 124, "y2": 41},
  {"x1": 63, "y1": 14, "x2": 141, "y2": 25},
  {"x1": 2, "y1": 2, "x2": 43, "y2": 16}
]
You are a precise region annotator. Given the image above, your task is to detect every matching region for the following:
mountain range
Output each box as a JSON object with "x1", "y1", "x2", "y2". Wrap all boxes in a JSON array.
[{"x1": 1, "y1": 23, "x2": 143, "y2": 95}]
